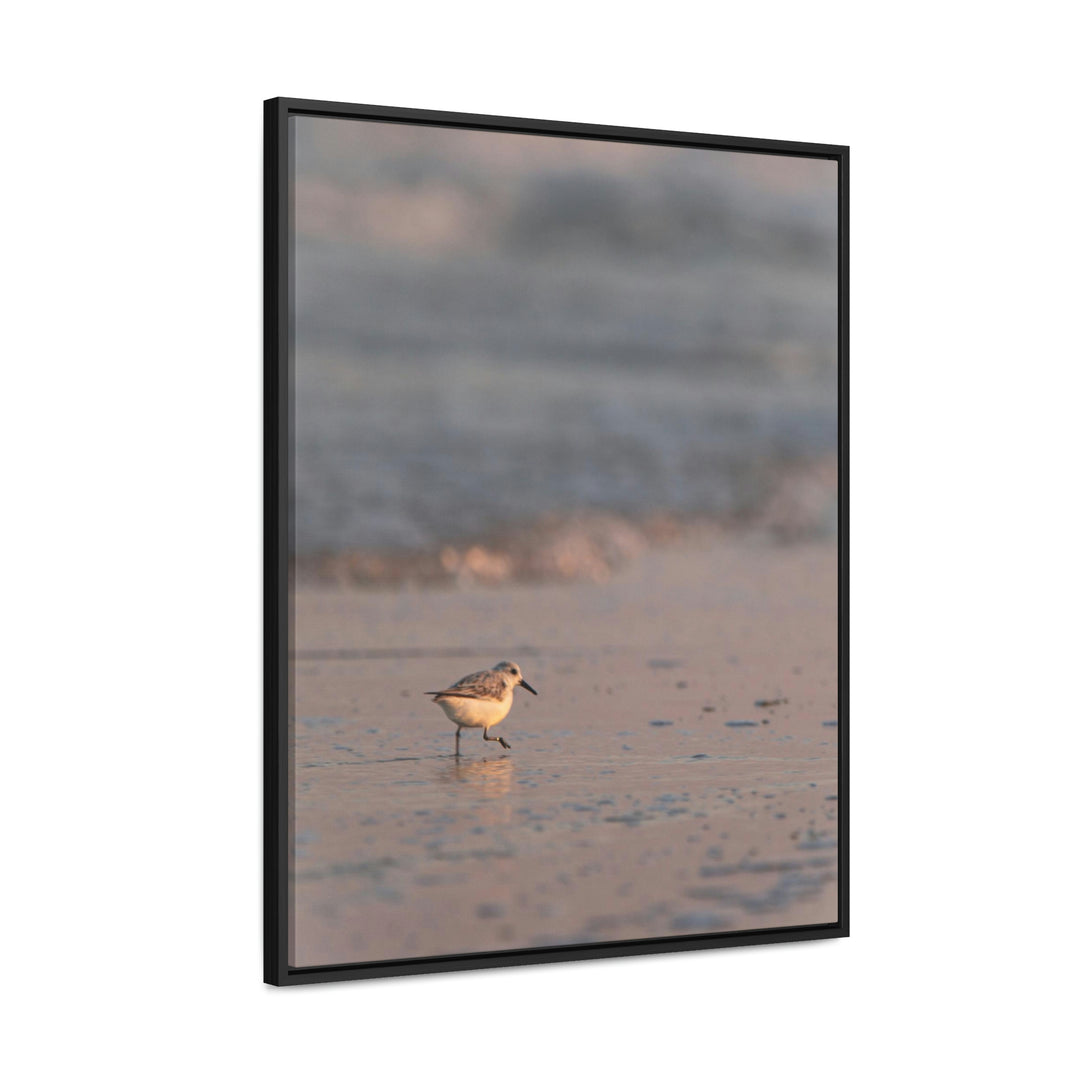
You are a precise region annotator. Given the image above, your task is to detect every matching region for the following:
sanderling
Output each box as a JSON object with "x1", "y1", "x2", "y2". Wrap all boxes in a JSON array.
[{"x1": 426, "y1": 660, "x2": 538, "y2": 755}]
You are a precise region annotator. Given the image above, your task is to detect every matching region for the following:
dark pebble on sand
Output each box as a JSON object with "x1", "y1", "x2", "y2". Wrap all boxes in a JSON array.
[
  {"x1": 699, "y1": 865, "x2": 737, "y2": 878},
  {"x1": 725, "y1": 720, "x2": 758, "y2": 728}
]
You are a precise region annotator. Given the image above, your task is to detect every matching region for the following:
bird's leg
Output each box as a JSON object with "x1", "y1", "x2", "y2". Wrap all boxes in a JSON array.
[
  {"x1": 483, "y1": 729, "x2": 511, "y2": 750},
  {"x1": 455, "y1": 727, "x2": 461, "y2": 756}
]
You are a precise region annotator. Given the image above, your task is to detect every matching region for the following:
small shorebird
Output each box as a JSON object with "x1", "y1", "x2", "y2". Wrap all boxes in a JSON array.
[{"x1": 426, "y1": 660, "x2": 538, "y2": 755}]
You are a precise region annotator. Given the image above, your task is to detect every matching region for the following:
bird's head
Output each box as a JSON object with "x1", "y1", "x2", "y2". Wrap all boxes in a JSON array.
[{"x1": 494, "y1": 660, "x2": 537, "y2": 695}]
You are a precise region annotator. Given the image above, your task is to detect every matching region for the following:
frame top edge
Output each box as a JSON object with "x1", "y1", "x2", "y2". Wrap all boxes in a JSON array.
[{"x1": 264, "y1": 97, "x2": 847, "y2": 159}]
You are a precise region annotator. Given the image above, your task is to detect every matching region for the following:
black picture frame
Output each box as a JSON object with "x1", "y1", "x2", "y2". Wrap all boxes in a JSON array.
[{"x1": 265, "y1": 96, "x2": 848, "y2": 986}]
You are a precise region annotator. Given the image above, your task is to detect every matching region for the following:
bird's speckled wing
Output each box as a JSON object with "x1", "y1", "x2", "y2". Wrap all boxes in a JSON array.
[{"x1": 426, "y1": 668, "x2": 506, "y2": 701}]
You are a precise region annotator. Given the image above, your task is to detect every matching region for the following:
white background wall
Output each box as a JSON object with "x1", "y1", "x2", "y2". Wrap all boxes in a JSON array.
[{"x1": 5, "y1": 2, "x2": 1077, "y2": 1077}]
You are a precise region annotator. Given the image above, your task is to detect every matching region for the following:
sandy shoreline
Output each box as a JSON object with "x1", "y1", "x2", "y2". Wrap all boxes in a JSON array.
[{"x1": 290, "y1": 538, "x2": 839, "y2": 967}]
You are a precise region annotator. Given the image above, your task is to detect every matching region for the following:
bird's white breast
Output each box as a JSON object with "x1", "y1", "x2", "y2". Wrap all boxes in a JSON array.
[{"x1": 436, "y1": 693, "x2": 512, "y2": 729}]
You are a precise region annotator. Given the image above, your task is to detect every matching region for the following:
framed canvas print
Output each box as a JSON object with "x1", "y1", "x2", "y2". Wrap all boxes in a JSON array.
[{"x1": 265, "y1": 97, "x2": 848, "y2": 985}]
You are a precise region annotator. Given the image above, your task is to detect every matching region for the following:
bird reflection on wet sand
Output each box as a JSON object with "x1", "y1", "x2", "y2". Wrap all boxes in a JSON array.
[{"x1": 439, "y1": 755, "x2": 516, "y2": 791}]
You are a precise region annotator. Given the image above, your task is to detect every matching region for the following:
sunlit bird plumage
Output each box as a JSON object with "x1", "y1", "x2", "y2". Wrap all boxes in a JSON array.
[{"x1": 425, "y1": 660, "x2": 538, "y2": 754}]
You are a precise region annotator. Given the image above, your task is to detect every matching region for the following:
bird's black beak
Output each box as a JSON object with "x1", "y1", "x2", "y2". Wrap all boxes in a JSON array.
[{"x1": 520, "y1": 680, "x2": 538, "y2": 695}]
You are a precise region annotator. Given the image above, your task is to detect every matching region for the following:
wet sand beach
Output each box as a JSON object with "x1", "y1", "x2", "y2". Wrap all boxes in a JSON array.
[{"x1": 291, "y1": 539, "x2": 839, "y2": 968}]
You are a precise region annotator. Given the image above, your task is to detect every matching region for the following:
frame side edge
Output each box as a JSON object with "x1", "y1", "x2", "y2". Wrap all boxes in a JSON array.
[
  {"x1": 263, "y1": 96, "x2": 289, "y2": 985},
  {"x1": 837, "y1": 145, "x2": 850, "y2": 938}
]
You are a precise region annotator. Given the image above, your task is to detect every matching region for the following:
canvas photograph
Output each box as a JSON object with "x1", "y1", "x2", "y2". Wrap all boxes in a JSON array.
[{"x1": 266, "y1": 100, "x2": 847, "y2": 982}]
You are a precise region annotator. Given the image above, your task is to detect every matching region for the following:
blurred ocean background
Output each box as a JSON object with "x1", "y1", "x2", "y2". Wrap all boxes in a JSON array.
[{"x1": 291, "y1": 117, "x2": 838, "y2": 584}]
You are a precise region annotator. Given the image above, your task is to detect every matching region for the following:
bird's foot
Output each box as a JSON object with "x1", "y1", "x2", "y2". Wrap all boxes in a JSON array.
[{"x1": 499, "y1": 738, "x2": 511, "y2": 750}]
